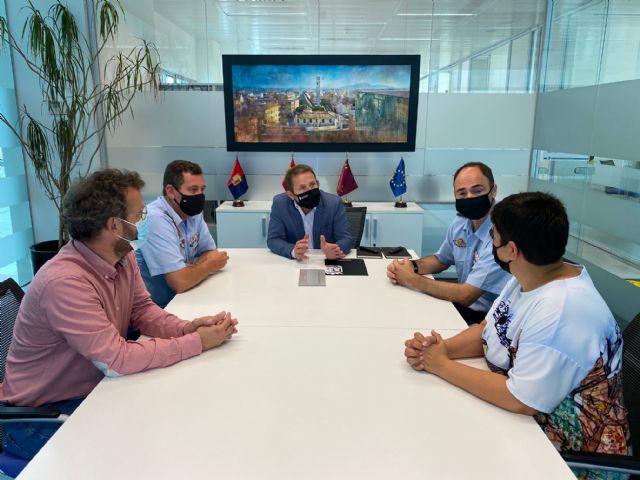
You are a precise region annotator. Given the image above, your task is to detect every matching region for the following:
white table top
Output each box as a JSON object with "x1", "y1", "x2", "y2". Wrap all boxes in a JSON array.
[
  {"x1": 17, "y1": 249, "x2": 574, "y2": 480},
  {"x1": 164, "y1": 249, "x2": 466, "y2": 331}
]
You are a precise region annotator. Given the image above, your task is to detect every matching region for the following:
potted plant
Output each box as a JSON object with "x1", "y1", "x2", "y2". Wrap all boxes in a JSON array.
[{"x1": 0, "y1": 0, "x2": 161, "y2": 271}]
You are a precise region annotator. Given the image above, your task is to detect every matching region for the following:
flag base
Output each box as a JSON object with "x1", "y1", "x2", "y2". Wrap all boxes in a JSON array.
[
  {"x1": 342, "y1": 200, "x2": 353, "y2": 207},
  {"x1": 232, "y1": 200, "x2": 245, "y2": 207},
  {"x1": 394, "y1": 201, "x2": 407, "y2": 208}
]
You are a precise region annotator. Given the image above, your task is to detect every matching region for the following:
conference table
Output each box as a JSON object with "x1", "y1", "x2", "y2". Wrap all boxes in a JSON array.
[{"x1": 17, "y1": 249, "x2": 575, "y2": 479}]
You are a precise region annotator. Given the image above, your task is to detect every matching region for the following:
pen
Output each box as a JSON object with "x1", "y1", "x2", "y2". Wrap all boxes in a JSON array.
[{"x1": 388, "y1": 247, "x2": 403, "y2": 255}]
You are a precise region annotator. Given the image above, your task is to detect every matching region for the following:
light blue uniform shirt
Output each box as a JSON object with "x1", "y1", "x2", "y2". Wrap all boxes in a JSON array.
[
  {"x1": 434, "y1": 214, "x2": 511, "y2": 312},
  {"x1": 290, "y1": 201, "x2": 316, "y2": 258},
  {"x1": 135, "y1": 196, "x2": 216, "y2": 308}
]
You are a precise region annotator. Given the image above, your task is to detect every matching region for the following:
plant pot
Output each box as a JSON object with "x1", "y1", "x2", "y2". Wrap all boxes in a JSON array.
[{"x1": 30, "y1": 240, "x2": 60, "y2": 274}]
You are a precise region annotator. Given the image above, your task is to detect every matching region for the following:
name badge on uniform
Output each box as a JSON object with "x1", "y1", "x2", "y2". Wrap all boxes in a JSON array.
[
  {"x1": 189, "y1": 233, "x2": 200, "y2": 248},
  {"x1": 454, "y1": 238, "x2": 466, "y2": 247},
  {"x1": 473, "y1": 251, "x2": 480, "y2": 264}
]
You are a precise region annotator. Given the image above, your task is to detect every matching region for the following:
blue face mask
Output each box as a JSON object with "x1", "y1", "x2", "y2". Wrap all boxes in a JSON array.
[{"x1": 118, "y1": 216, "x2": 150, "y2": 251}]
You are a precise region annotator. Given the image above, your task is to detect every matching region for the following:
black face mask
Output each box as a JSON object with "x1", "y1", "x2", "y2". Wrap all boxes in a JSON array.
[
  {"x1": 492, "y1": 244, "x2": 512, "y2": 273},
  {"x1": 455, "y1": 190, "x2": 493, "y2": 220},
  {"x1": 174, "y1": 188, "x2": 205, "y2": 217},
  {"x1": 295, "y1": 188, "x2": 321, "y2": 209}
]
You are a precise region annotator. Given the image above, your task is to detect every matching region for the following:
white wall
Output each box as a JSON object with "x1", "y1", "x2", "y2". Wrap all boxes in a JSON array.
[
  {"x1": 102, "y1": 1, "x2": 206, "y2": 83},
  {"x1": 107, "y1": 92, "x2": 535, "y2": 203}
]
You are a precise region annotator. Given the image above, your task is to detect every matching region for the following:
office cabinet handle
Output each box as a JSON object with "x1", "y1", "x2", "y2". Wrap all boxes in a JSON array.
[
  {"x1": 364, "y1": 218, "x2": 370, "y2": 242},
  {"x1": 373, "y1": 217, "x2": 378, "y2": 240},
  {"x1": 261, "y1": 215, "x2": 267, "y2": 237}
]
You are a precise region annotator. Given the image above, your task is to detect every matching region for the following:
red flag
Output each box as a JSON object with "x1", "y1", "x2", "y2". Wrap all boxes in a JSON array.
[
  {"x1": 336, "y1": 158, "x2": 358, "y2": 197},
  {"x1": 227, "y1": 157, "x2": 248, "y2": 199},
  {"x1": 282, "y1": 158, "x2": 296, "y2": 191}
]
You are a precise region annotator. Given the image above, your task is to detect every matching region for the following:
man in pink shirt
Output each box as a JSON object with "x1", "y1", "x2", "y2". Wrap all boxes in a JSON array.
[{"x1": 0, "y1": 169, "x2": 238, "y2": 460}]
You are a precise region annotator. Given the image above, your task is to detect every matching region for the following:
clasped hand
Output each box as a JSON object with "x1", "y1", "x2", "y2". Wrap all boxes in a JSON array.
[
  {"x1": 184, "y1": 311, "x2": 239, "y2": 350},
  {"x1": 197, "y1": 249, "x2": 229, "y2": 272},
  {"x1": 386, "y1": 259, "x2": 414, "y2": 285},
  {"x1": 403, "y1": 330, "x2": 450, "y2": 374}
]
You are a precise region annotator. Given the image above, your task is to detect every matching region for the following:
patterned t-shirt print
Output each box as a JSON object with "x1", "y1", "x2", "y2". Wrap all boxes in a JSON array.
[{"x1": 483, "y1": 300, "x2": 515, "y2": 373}]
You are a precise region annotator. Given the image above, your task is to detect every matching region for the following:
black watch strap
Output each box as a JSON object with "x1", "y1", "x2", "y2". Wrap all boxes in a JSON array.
[{"x1": 411, "y1": 259, "x2": 419, "y2": 274}]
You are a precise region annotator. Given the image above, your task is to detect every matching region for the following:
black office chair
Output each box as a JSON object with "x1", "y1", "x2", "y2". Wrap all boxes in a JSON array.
[
  {"x1": 561, "y1": 313, "x2": 640, "y2": 477},
  {"x1": 345, "y1": 206, "x2": 367, "y2": 248},
  {"x1": 0, "y1": 278, "x2": 64, "y2": 478}
]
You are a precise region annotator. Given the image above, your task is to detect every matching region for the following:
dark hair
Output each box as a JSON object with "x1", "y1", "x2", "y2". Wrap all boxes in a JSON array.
[
  {"x1": 453, "y1": 162, "x2": 494, "y2": 187},
  {"x1": 163, "y1": 160, "x2": 203, "y2": 195},
  {"x1": 491, "y1": 192, "x2": 569, "y2": 266},
  {"x1": 62, "y1": 169, "x2": 145, "y2": 241},
  {"x1": 284, "y1": 164, "x2": 316, "y2": 192}
]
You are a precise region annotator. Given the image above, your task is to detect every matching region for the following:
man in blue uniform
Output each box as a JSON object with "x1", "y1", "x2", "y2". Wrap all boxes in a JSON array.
[
  {"x1": 387, "y1": 162, "x2": 511, "y2": 324},
  {"x1": 136, "y1": 160, "x2": 228, "y2": 308}
]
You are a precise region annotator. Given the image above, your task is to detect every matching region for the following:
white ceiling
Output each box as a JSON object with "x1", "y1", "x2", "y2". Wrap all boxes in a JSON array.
[{"x1": 121, "y1": 0, "x2": 601, "y2": 75}]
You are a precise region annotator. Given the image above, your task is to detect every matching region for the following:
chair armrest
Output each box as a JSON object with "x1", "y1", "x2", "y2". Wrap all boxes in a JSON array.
[
  {"x1": 561, "y1": 451, "x2": 640, "y2": 475},
  {"x1": 0, "y1": 405, "x2": 61, "y2": 421}
]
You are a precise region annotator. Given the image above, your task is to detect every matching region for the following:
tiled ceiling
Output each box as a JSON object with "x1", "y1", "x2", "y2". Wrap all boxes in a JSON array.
[{"x1": 123, "y1": 0, "x2": 599, "y2": 75}]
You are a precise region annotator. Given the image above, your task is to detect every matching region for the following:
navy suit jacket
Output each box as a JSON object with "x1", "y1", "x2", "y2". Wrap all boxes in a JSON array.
[{"x1": 267, "y1": 191, "x2": 353, "y2": 259}]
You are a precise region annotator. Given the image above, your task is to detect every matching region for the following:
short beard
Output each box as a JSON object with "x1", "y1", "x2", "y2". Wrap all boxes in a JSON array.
[{"x1": 114, "y1": 238, "x2": 133, "y2": 259}]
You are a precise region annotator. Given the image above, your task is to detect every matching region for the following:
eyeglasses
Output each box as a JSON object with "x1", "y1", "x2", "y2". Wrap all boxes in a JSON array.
[{"x1": 123, "y1": 207, "x2": 147, "y2": 225}]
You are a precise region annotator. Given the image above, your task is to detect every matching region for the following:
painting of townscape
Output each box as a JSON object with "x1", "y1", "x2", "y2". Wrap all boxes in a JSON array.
[{"x1": 227, "y1": 62, "x2": 415, "y2": 147}]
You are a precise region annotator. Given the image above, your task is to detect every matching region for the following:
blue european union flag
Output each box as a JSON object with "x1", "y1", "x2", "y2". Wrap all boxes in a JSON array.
[{"x1": 389, "y1": 158, "x2": 407, "y2": 197}]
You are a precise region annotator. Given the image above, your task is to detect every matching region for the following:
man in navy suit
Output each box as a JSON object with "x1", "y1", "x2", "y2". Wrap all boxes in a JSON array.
[{"x1": 268, "y1": 164, "x2": 353, "y2": 260}]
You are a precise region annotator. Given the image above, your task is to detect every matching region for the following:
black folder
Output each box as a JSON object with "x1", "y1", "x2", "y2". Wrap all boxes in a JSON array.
[
  {"x1": 324, "y1": 259, "x2": 368, "y2": 276},
  {"x1": 381, "y1": 246, "x2": 411, "y2": 259},
  {"x1": 356, "y1": 246, "x2": 383, "y2": 259}
]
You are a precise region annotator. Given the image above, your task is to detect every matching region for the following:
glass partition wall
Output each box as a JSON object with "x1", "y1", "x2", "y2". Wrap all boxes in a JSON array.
[
  {"x1": 531, "y1": 0, "x2": 640, "y2": 324},
  {"x1": 0, "y1": 0, "x2": 35, "y2": 285}
]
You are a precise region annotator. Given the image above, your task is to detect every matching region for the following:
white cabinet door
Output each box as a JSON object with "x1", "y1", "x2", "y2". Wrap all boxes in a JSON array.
[
  {"x1": 217, "y1": 212, "x2": 270, "y2": 248},
  {"x1": 215, "y1": 202, "x2": 423, "y2": 254},
  {"x1": 369, "y1": 213, "x2": 423, "y2": 255},
  {"x1": 361, "y1": 215, "x2": 373, "y2": 247}
]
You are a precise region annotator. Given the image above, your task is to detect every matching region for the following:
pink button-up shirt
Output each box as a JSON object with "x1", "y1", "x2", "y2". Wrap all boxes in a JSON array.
[{"x1": 0, "y1": 240, "x2": 202, "y2": 406}]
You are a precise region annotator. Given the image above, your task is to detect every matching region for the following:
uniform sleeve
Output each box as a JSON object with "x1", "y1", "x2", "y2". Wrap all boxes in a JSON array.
[
  {"x1": 42, "y1": 276, "x2": 202, "y2": 378},
  {"x1": 433, "y1": 223, "x2": 455, "y2": 266},
  {"x1": 506, "y1": 342, "x2": 587, "y2": 413},
  {"x1": 465, "y1": 240, "x2": 512, "y2": 294},
  {"x1": 196, "y1": 214, "x2": 217, "y2": 253},
  {"x1": 138, "y1": 213, "x2": 186, "y2": 276}
]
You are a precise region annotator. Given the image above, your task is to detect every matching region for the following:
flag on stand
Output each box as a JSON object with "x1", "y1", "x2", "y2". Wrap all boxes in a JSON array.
[
  {"x1": 336, "y1": 158, "x2": 358, "y2": 197},
  {"x1": 227, "y1": 156, "x2": 249, "y2": 199},
  {"x1": 389, "y1": 157, "x2": 407, "y2": 198},
  {"x1": 282, "y1": 157, "x2": 296, "y2": 191}
]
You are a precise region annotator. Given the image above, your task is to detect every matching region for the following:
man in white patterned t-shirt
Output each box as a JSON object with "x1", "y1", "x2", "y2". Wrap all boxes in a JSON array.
[{"x1": 403, "y1": 192, "x2": 631, "y2": 474}]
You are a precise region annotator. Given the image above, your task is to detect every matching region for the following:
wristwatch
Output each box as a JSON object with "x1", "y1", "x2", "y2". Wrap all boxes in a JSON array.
[{"x1": 410, "y1": 259, "x2": 419, "y2": 274}]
